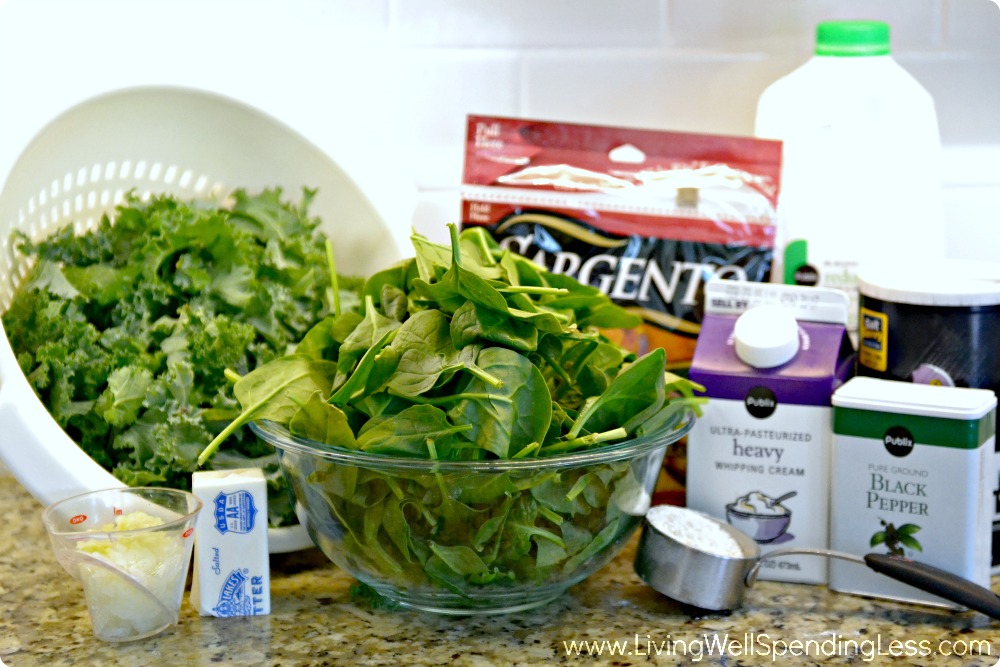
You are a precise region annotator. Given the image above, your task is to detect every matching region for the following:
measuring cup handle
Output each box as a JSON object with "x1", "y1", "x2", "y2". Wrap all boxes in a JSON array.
[
  {"x1": 864, "y1": 554, "x2": 1000, "y2": 620},
  {"x1": 746, "y1": 547, "x2": 863, "y2": 586}
]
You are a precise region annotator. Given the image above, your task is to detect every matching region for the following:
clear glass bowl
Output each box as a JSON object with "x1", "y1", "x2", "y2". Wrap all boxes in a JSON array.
[{"x1": 252, "y1": 407, "x2": 694, "y2": 615}]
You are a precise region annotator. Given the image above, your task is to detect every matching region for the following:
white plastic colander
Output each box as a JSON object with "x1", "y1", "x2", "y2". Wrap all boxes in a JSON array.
[{"x1": 0, "y1": 86, "x2": 415, "y2": 552}]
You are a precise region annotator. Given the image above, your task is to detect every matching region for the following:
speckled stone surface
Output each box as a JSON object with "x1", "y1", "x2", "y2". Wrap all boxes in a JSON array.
[{"x1": 2, "y1": 473, "x2": 998, "y2": 666}]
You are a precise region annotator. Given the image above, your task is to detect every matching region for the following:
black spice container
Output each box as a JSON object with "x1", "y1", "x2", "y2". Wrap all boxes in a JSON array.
[{"x1": 857, "y1": 259, "x2": 1000, "y2": 393}]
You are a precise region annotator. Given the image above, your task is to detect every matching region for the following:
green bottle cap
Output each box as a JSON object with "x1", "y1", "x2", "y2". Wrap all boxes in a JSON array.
[{"x1": 815, "y1": 20, "x2": 891, "y2": 57}]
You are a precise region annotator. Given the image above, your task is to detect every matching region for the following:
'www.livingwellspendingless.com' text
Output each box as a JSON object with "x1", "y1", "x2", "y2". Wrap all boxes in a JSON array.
[{"x1": 563, "y1": 632, "x2": 993, "y2": 662}]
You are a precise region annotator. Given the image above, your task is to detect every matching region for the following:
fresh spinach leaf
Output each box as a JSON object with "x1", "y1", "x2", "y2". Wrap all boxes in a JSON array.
[
  {"x1": 446, "y1": 347, "x2": 551, "y2": 459},
  {"x1": 288, "y1": 391, "x2": 358, "y2": 448},
  {"x1": 356, "y1": 404, "x2": 471, "y2": 457},
  {"x1": 386, "y1": 309, "x2": 501, "y2": 397},
  {"x1": 411, "y1": 224, "x2": 509, "y2": 314},
  {"x1": 567, "y1": 347, "x2": 667, "y2": 439},
  {"x1": 198, "y1": 354, "x2": 337, "y2": 465},
  {"x1": 450, "y1": 300, "x2": 538, "y2": 352}
]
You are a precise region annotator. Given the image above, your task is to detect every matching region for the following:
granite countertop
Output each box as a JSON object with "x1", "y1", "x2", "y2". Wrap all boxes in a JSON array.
[{"x1": 1, "y1": 473, "x2": 997, "y2": 667}]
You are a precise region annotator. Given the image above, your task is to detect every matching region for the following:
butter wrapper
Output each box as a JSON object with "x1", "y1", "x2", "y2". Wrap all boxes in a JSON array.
[{"x1": 191, "y1": 468, "x2": 271, "y2": 616}]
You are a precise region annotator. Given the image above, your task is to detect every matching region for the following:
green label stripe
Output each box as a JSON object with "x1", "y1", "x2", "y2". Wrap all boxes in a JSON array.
[{"x1": 834, "y1": 407, "x2": 995, "y2": 450}]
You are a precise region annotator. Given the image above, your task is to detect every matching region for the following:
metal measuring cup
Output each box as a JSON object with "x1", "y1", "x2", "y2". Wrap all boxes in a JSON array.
[{"x1": 634, "y1": 505, "x2": 1000, "y2": 619}]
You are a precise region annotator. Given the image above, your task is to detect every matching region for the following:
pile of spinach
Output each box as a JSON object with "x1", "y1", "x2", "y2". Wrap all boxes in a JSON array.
[
  {"x1": 199, "y1": 223, "x2": 703, "y2": 597},
  {"x1": 2, "y1": 188, "x2": 361, "y2": 526}
]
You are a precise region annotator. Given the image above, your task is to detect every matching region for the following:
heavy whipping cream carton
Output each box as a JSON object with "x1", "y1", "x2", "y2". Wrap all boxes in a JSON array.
[
  {"x1": 191, "y1": 469, "x2": 271, "y2": 617},
  {"x1": 830, "y1": 377, "x2": 996, "y2": 608},
  {"x1": 686, "y1": 280, "x2": 854, "y2": 584}
]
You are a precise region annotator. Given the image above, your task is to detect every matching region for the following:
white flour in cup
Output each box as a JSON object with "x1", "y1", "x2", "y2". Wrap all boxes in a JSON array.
[{"x1": 646, "y1": 505, "x2": 744, "y2": 558}]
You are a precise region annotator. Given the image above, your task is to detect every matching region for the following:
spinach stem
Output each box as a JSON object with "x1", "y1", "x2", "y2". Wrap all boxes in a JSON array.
[
  {"x1": 325, "y1": 239, "x2": 341, "y2": 317},
  {"x1": 223, "y1": 368, "x2": 243, "y2": 385},
  {"x1": 448, "y1": 223, "x2": 463, "y2": 268},
  {"x1": 407, "y1": 393, "x2": 512, "y2": 407},
  {"x1": 514, "y1": 471, "x2": 558, "y2": 491},
  {"x1": 565, "y1": 473, "x2": 594, "y2": 501},
  {"x1": 470, "y1": 231, "x2": 498, "y2": 266},
  {"x1": 426, "y1": 439, "x2": 452, "y2": 500},
  {"x1": 539, "y1": 427, "x2": 628, "y2": 456},
  {"x1": 525, "y1": 525, "x2": 565, "y2": 546},
  {"x1": 498, "y1": 286, "x2": 570, "y2": 296},
  {"x1": 383, "y1": 475, "x2": 406, "y2": 500},
  {"x1": 537, "y1": 505, "x2": 564, "y2": 525},
  {"x1": 200, "y1": 414, "x2": 253, "y2": 465},
  {"x1": 539, "y1": 350, "x2": 572, "y2": 385},
  {"x1": 198, "y1": 370, "x2": 313, "y2": 466},
  {"x1": 416, "y1": 501, "x2": 439, "y2": 529},
  {"x1": 464, "y1": 363, "x2": 505, "y2": 389},
  {"x1": 511, "y1": 442, "x2": 540, "y2": 459}
]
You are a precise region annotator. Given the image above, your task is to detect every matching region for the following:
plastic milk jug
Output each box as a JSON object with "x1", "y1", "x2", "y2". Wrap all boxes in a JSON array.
[{"x1": 754, "y1": 20, "x2": 944, "y2": 339}]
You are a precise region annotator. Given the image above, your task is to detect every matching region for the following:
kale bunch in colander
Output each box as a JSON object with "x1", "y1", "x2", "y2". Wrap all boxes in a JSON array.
[{"x1": 1, "y1": 187, "x2": 362, "y2": 527}]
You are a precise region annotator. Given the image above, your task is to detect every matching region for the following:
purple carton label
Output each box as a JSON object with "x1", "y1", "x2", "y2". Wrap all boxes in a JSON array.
[{"x1": 689, "y1": 314, "x2": 853, "y2": 406}]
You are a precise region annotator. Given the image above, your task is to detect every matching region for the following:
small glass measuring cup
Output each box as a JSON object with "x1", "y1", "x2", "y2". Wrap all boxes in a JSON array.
[
  {"x1": 41, "y1": 487, "x2": 202, "y2": 642},
  {"x1": 634, "y1": 505, "x2": 1000, "y2": 619}
]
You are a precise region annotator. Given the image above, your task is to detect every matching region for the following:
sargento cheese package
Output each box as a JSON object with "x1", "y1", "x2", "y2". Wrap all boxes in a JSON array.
[{"x1": 461, "y1": 115, "x2": 782, "y2": 376}]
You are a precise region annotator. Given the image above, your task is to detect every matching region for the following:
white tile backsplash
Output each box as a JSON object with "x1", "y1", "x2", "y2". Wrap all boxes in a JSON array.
[
  {"x1": 386, "y1": 49, "x2": 522, "y2": 190},
  {"x1": 522, "y1": 50, "x2": 787, "y2": 137},
  {"x1": 947, "y1": 0, "x2": 1000, "y2": 55},
  {"x1": 944, "y1": 181, "x2": 1000, "y2": 261},
  {"x1": 412, "y1": 189, "x2": 461, "y2": 245},
  {"x1": 666, "y1": 0, "x2": 943, "y2": 54},
  {"x1": 942, "y1": 144, "x2": 1000, "y2": 262},
  {"x1": 389, "y1": 1, "x2": 666, "y2": 48},
  {"x1": 901, "y1": 54, "x2": 1000, "y2": 145}
]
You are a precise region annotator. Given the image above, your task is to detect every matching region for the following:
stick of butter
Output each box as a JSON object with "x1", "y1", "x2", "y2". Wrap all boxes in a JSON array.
[{"x1": 191, "y1": 468, "x2": 271, "y2": 616}]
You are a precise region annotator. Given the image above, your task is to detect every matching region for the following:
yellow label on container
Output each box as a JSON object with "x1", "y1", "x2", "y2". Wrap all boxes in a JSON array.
[{"x1": 858, "y1": 307, "x2": 888, "y2": 372}]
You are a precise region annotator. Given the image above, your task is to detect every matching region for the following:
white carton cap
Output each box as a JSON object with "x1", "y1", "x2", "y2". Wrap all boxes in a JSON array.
[{"x1": 733, "y1": 304, "x2": 800, "y2": 369}]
